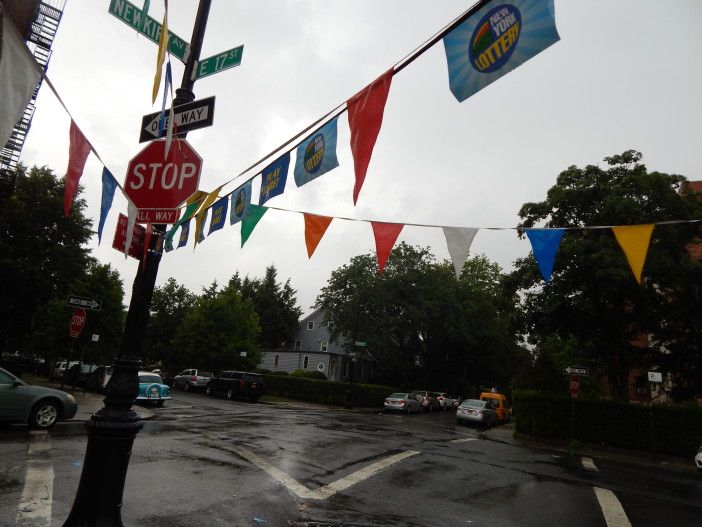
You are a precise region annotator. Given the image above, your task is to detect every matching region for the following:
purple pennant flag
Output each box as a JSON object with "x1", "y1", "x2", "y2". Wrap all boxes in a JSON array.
[
  {"x1": 525, "y1": 228, "x2": 565, "y2": 283},
  {"x1": 98, "y1": 167, "x2": 118, "y2": 244}
]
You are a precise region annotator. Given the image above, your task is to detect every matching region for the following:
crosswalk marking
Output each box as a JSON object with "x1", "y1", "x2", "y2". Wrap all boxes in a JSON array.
[
  {"x1": 581, "y1": 456, "x2": 599, "y2": 471},
  {"x1": 17, "y1": 432, "x2": 54, "y2": 526},
  {"x1": 593, "y1": 487, "x2": 632, "y2": 527}
]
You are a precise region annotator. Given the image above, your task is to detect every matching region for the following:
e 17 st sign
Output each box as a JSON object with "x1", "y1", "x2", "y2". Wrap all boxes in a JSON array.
[{"x1": 124, "y1": 139, "x2": 202, "y2": 223}]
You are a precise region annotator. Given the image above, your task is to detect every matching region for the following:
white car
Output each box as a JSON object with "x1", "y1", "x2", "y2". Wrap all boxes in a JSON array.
[
  {"x1": 435, "y1": 392, "x2": 452, "y2": 410},
  {"x1": 695, "y1": 446, "x2": 702, "y2": 472}
]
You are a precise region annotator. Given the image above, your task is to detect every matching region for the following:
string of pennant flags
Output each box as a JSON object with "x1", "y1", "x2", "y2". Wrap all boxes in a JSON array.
[{"x1": 49, "y1": 0, "x2": 700, "y2": 286}]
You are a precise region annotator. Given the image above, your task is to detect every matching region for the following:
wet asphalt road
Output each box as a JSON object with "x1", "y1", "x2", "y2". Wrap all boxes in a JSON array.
[{"x1": 1, "y1": 391, "x2": 701, "y2": 526}]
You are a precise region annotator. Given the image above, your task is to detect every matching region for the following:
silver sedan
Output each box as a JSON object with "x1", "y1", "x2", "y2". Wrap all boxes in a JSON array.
[
  {"x1": 456, "y1": 398, "x2": 498, "y2": 428},
  {"x1": 384, "y1": 392, "x2": 422, "y2": 414}
]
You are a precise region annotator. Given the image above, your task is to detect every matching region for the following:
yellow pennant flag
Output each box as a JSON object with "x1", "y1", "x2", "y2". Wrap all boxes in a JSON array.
[
  {"x1": 611, "y1": 224, "x2": 655, "y2": 284},
  {"x1": 152, "y1": 13, "x2": 169, "y2": 103},
  {"x1": 193, "y1": 185, "x2": 224, "y2": 248}
]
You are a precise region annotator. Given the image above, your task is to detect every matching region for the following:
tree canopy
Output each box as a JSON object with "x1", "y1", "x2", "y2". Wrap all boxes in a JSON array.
[{"x1": 510, "y1": 151, "x2": 702, "y2": 399}]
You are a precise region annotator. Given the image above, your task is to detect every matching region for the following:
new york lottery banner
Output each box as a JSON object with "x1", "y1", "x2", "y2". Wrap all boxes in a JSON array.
[{"x1": 443, "y1": 0, "x2": 559, "y2": 102}]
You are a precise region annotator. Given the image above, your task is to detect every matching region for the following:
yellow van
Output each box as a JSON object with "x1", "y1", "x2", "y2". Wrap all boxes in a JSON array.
[{"x1": 479, "y1": 392, "x2": 510, "y2": 423}]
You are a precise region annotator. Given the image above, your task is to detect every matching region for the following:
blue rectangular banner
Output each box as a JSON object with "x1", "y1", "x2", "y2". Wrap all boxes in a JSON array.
[
  {"x1": 230, "y1": 180, "x2": 252, "y2": 225},
  {"x1": 208, "y1": 197, "x2": 228, "y2": 235},
  {"x1": 294, "y1": 117, "x2": 339, "y2": 187},
  {"x1": 443, "y1": 0, "x2": 559, "y2": 102},
  {"x1": 259, "y1": 152, "x2": 290, "y2": 205},
  {"x1": 177, "y1": 219, "x2": 190, "y2": 248}
]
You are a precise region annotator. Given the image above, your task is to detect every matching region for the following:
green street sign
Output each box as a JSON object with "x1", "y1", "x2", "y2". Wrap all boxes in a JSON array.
[
  {"x1": 354, "y1": 341, "x2": 367, "y2": 347},
  {"x1": 108, "y1": 0, "x2": 189, "y2": 63},
  {"x1": 195, "y1": 45, "x2": 244, "y2": 80}
]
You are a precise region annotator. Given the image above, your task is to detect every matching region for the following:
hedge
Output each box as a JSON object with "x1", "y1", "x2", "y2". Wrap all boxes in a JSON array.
[
  {"x1": 513, "y1": 389, "x2": 702, "y2": 458},
  {"x1": 262, "y1": 374, "x2": 398, "y2": 408}
]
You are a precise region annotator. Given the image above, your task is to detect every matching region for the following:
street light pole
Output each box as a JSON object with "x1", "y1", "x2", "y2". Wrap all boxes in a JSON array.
[{"x1": 63, "y1": 2, "x2": 212, "y2": 525}]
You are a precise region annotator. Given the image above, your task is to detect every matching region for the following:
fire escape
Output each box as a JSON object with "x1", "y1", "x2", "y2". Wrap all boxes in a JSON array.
[{"x1": 0, "y1": 0, "x2": 65, "y2": 197}]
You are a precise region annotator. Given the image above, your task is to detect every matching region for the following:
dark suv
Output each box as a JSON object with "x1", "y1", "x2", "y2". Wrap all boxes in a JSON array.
[{"x1": 205, "y1": 371, "x2": 264, "y2": 401}]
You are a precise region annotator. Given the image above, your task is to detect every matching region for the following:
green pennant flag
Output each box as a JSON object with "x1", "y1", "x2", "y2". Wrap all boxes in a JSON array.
[
  {"x1": 241, "y1": 204, "x2": 268, "y2": 247},
  {"x1": 165, "y1": 200, "x2": 201, "y2": 249}
]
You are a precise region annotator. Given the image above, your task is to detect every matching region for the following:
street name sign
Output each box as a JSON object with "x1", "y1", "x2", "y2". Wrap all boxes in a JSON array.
[
  {"x1": 67, "y1": 295, "x2": 102, "y2": 311},
  {"x1": 194, "y1": 45, "x2": 244, "y2": 80},
  {"x1": 648, "y1": 371, "x2": 663, "y2": 383},
  {"x1": 354, "y1": 341, "x2": 367, "y2": 347},
  {"x1": 139, "y1": 96, "x2": 215, "y2": 143},
  {"x1": 108, "y1": 0, "x2": 189, "y2": 62},
  {"x1": 70, "y1": 308, "x2": 87, "y2": 338},
  {"x1": 124, "y1": 139, "x2": 202, "y2": 220},
  {"x1": 563, "y1": 366, "x2": 589, "y2": 376}
]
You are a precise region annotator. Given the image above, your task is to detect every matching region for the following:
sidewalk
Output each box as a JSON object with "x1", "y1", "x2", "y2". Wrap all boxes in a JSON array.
[
  {"x1": 22, "y1": 374, "x2": 155, "y2": 423},
  {"x1": 479, "y1": 421, "x2": 698, "y2": 474}
]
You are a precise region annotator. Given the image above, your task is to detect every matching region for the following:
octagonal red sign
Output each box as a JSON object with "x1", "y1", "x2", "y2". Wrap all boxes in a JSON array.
[{"x1": 124, "y1": 139, "x2": 202, "y2": 210}]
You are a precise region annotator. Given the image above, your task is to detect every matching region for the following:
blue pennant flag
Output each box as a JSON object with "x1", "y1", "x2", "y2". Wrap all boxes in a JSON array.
[
  {"x1": 525, "y1": 228, "x2": 565, "y2": 283},
  {"x1": 294, "y1": 117, "x2": 339, "y2": 187},
  {"x1": 208, "y1": 197, "x2": 228, "y2": 235},
  {"x1": 98, "y1": 167, "x2": 118, "y2": 244},
  {"x1": 443, "y1": 0, "x2": 560, "y2": 102},
  {"x1": 259, "y1": 152, "x2": 290, "y2": 205},
  {"x1": 164, "y1": 230, "x2": 174, "y2": 252},
  {"x1": 177, "y1": 219, "x2": 190, "y2": 248},
  {"x1": 230, "y1": 181, "x2": 252, "y2": 225}
]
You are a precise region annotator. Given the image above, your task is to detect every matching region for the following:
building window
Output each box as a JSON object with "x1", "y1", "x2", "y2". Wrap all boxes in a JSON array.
[
  {"x1": 303, "y1": 356, "x2": 309, "y2": 369},
  {"x1": 320, "y1": 340, "x2": 328, "y2": 352},
  {"x1": 307, "y1": 321, "x2": 315, "y2": 330},
  {"x1": 294, "y1": 340, "x2": 301, "y2": 351},
  {"x1": 274, "y1": 355, "x2": 279, "y2": 367}
]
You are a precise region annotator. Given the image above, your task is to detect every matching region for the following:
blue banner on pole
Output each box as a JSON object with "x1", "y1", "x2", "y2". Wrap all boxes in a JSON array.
[
  {"x1": 98, "y1": 167, "x2": 118, "y2": 244},
  {"x1": 208, "y1": 196, "x2": 228, "y2": 235},
  {"x1": 230, "y1": 181, "x2": 252, "y2": 225},
  {"x1": 525, "y1": 228, "x2": 564, "y2": 283},
  {"x1": 294, "y1": 117, "x2": 339, "y2": 187},
  {"x1": 443, "y1": 0, "x2": 559, "y2": 102},
  {"x1": 259, "y1": 152, "x2": 290, "y2": 205}
]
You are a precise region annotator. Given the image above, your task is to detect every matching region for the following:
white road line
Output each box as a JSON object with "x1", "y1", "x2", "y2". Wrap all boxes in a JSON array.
[
  {"x1": 581, "y1": 456, "x2": 599, "y2": 471},
  {"x1": 16, "y1": 432, "x2": 54, "y2": 526},
  {"x1": 593, "y1": 487, "x2": 632, "y2": 527},
  {"x1": 226, "y1": 445, "x2": 419, "y2": 500},
  {"x1": 450, "y1": 438, "x2": 478, "y2": 444}
]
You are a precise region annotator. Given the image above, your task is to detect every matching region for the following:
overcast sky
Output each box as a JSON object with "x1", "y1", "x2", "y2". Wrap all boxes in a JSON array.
[{"x1": 19, "y1": 0, "x2": 702, "y2": 314}]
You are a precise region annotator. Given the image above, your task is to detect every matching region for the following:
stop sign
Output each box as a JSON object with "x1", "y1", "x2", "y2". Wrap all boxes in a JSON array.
[
  {"x1": 69, "y1": 308, "x2": 86, "y2": 338},
  {"x1": 124, "y1": 139, "x2": 202, "y2": 209},
  {"x1": 570, "y1": 374, "x2": 581, "y2": 399}
]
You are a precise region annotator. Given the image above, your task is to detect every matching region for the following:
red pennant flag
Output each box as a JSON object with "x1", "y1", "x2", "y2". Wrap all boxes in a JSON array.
[
  {"x1": 371, "y1": 221, "x2": 403, "y2": 273},
  {"x1": 63, "y1": 120, "x2": 92, "y2": 217},
  {"x1": 347, "y1": 69, "x2": 393, "y2": 205},
  {"x1": 303, "y1": 213, "x2": 333, "y2": 258}
]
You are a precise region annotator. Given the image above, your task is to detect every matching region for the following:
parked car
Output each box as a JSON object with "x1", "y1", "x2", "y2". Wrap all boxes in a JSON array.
[
  {"x1": 51, "y1": 360, "x2": 78, "y2": 380},
  {"x1": 205, "y1": 371, "x2": 264, "y2": 401},
  {"x1": 411, "y1": 390, "x2": 441, "y2": 413},
  {"x1": 456, "y1": 398, "x2": 498, "y2": 428},
  {"x1": 0, "y1": 366, "x2": 77, "y2": 429},
  {"x1": 135, "y1": 372, "x2": 171, "y2": 406},
  {"x1": 695, "y1": 446, "x2": 702, "y2": 472},
  {"x1": 479, "y1": 391, "x2": 510, "y2": 423},
  {"x1": 83, "y1": 365, "x2": 113, "y2": 393},
  {"x1": 435, "y1": 392, "x2": 453, "y2": 410},
  {"x1": 172, "y1": 369, "x2": 213, "y2": 391},
  {"x1": 384, "y1": 392, "x2": 422, "y2": 414}
]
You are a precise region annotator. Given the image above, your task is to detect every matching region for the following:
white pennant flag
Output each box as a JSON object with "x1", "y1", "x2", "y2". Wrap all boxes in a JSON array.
[
  {"x1": 442, "y1": 227, "x2": 479, "y2": 279},
  {"x1": 0, "y1": 15, "x2": 42, "y2": 149},
  {"x1": 124, "y1": 200, "x2": 138, "y2": 259}
]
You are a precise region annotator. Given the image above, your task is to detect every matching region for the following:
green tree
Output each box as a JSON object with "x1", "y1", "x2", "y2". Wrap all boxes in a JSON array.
[
  {"x1": 228, "y1": 266, "x2": 302, "y2": 350},
  {"x1": 316, "y1": 242, "x2": 520, "y2": 393},
  {"x1": 172, "y1": 287, "x2": 260, "y2": 372},
  {"x1": 511, "y1": 151, "x2": 702, "y2": 399},
  {"x1": 144, "y1": 278, "x2": 196, "y2": 367},
  {"x1": 0, "y1": 165, "x2": 96, "y2": 354}
]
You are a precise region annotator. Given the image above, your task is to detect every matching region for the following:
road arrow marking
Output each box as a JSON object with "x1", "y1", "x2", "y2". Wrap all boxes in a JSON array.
[{"x1": 215, "y1": 442, "x2": 419, "y2": 500}]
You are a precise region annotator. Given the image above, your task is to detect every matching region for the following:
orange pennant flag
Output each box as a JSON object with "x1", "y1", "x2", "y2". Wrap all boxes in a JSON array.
[
  {"x1": 371, "y1": 221, "x2": 403, "y2": 273},
  {"x1": 611, "y1": 224, "x2": 655, "y2": 284},
  {"x1": 303, "y1": 213, "x2": 333, "y2": 258}
]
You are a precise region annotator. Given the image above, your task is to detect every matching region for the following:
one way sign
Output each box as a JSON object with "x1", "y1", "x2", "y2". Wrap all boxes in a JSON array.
[
  {"x1": 139, "y1": 96, "x2": 215, "y2": 143},
  {"x1": 67, "y1": 295, "x2": 102, "y2": 311}
]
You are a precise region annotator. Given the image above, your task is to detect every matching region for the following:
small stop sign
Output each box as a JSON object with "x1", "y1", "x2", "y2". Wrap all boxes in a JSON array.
[
  {"x1": 570, "y1": 374, "x2": 581, "y2": 399},
  {"x1": 124, "y1": 139, "x2": 202, "y2": 209},
  {"x1": 70, "y1": 308, "x2": 86, "y2": 338}
]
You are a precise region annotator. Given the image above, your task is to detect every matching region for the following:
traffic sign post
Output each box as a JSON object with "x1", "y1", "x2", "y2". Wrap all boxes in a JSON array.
[
  {"x1": 67, "y1": 295, "x2": 101, "y2": 311},
  {"x1": 139, "y1": 96, "x2": 215, "y2": 143},
  {"x1": 195, "y1": 45, "x2": 244, "y2": 79}
]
